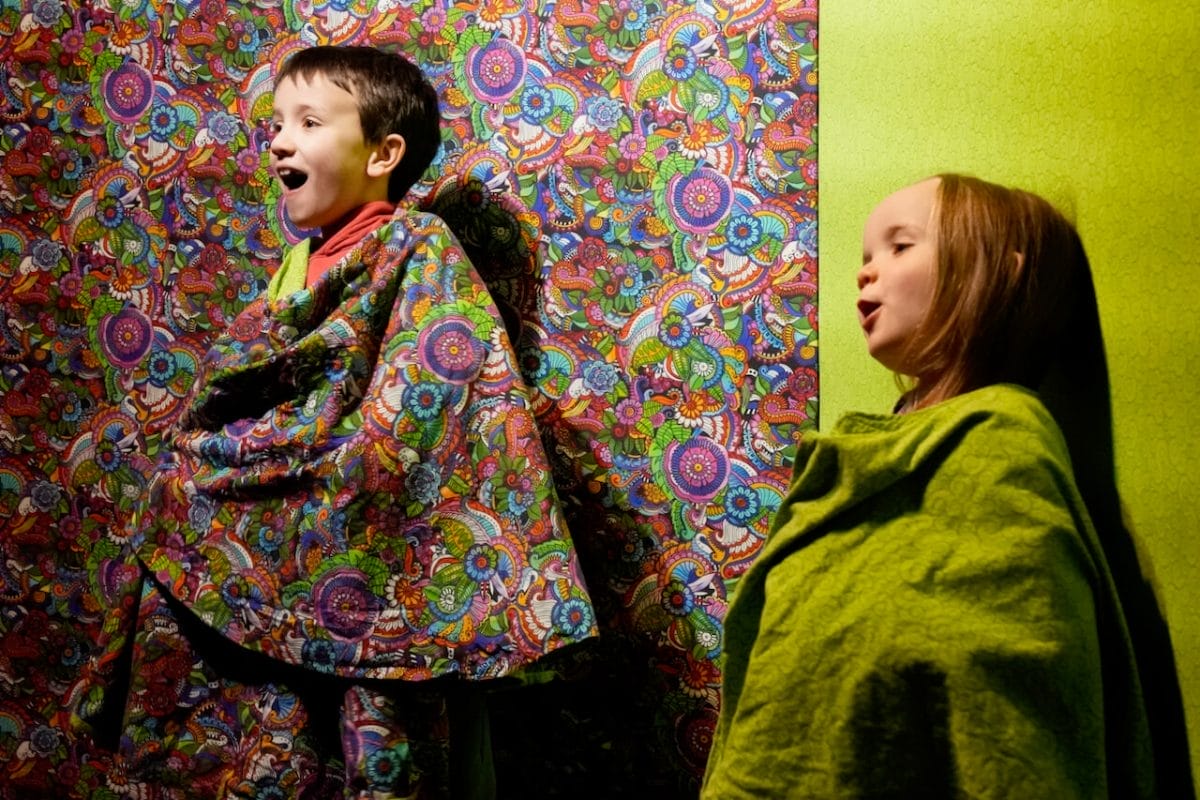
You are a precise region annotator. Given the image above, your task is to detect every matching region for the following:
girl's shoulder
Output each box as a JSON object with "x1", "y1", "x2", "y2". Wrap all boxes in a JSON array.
[
  {"x1": 781, "y1": 384, "x2": 1071, "y2": 519},
  {"x1": 828, "y1": 383, "x2": 1067, "y2": 465}
]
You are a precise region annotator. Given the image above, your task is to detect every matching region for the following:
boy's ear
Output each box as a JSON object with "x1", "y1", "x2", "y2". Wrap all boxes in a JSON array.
[{"x1": 367, "y1": 134, "x2": 406, "y2": 178}]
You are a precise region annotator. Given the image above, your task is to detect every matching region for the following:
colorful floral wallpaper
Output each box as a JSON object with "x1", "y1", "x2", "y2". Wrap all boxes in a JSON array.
[{"x1": 0, "y1": 0, "x2": 817, "y2": 795}]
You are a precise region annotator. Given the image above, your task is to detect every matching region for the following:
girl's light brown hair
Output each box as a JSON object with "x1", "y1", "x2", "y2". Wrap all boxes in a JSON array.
[{"x1": 900, "y1": 173, "x2": 1088, "y2": 410}]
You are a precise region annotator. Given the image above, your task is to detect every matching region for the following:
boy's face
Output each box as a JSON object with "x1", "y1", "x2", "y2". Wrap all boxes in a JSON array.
[{"x1": 269, "y1": 73, "x2": 387, "y2": 233}]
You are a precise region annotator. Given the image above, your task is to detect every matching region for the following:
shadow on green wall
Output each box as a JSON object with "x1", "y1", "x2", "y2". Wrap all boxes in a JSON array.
[{"x1": 1040, "y1": 260, "x2": 1196, "y2": 798}]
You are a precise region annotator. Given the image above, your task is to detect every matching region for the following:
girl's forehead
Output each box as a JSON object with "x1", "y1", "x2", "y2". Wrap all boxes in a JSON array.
[{"x1": 865, "y1": 178, "x2": 939, "y2": 234}]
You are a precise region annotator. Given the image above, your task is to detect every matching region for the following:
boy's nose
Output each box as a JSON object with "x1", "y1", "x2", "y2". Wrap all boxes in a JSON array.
[{"x1": 269, "y1": 128, "x2": 293, "y2": 157}]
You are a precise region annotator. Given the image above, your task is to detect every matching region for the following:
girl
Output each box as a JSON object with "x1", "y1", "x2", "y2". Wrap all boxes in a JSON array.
[{"x1": 701, "y1": 175, "x2": 1158, "y2": 798}]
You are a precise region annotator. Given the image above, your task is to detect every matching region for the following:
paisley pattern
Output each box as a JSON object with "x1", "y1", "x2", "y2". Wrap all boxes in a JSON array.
[
  {"x1": 0, "y1": 1, "x2": 817, "y2": 796},
  {"x1": 130, "y1": 209, "x2": 595, "y2": 680}
]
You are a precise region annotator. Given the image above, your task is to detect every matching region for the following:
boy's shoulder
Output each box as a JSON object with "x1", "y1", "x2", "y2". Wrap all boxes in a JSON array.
[{"x1": 384, "y1": 206, "x2": 459, "y2": 245}]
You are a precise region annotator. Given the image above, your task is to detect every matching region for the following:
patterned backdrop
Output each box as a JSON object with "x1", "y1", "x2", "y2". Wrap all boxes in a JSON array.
[{"x1": 0, "y1": 0, "x2": 817, "y2": 795}]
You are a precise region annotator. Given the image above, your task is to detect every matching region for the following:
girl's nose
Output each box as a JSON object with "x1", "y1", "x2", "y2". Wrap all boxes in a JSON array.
[{"x1": 856, "y1": 262, "x2": 876, "y2": 289}]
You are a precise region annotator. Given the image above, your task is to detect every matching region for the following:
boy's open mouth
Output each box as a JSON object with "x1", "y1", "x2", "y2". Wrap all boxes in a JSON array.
[{"x1": 278, "y1": 168, "x2": 308, "y2": 190}]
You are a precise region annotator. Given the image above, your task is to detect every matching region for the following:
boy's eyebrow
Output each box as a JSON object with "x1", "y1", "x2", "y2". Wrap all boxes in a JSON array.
[{"x1": 272, "y1": 102, "x2": 325, "y2": 118}]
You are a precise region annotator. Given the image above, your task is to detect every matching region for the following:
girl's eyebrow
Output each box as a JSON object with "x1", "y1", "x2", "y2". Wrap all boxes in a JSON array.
[{"x1": 884, "y1": 223, "x2": 922, "y2": 239}]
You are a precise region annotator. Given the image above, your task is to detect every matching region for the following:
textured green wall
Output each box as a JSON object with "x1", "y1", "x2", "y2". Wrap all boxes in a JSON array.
[{"x1": 821, "y1": 1, "x2": 1199, "y2": 777}]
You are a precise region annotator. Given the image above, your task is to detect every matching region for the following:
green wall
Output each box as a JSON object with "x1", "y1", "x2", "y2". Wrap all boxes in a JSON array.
[{"x1": 821, "y1": 0, "x2": 1199, "y2": 778}]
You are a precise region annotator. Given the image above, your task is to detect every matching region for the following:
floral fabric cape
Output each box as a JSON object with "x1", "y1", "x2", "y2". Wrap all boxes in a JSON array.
[{"x1": 133, "y1": 208, "x2": 597, "y2": 681}]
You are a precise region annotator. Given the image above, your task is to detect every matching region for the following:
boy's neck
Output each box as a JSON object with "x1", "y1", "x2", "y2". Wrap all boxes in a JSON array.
[
  {"x1": 318, "y1": 200, "x2": 397, "y2": 242},
  {"x1": 307, "y1": 201, "x2": 398, "y2": 287}
]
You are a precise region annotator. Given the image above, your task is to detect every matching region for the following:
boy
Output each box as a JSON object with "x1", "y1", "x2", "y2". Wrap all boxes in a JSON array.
[{"x1": 84, "y1": 46, "x2": 596, "y2": 799}]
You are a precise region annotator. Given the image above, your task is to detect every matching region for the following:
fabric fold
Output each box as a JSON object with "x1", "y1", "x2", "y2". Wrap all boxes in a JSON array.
[{"x1": 134, "y1": 208, "x2": 597, "y2": 682}]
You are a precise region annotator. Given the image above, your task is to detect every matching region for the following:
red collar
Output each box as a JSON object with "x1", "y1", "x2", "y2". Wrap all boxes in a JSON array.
[{"x1": 307, "y1": 201, "x2": 397, "y2": 286}]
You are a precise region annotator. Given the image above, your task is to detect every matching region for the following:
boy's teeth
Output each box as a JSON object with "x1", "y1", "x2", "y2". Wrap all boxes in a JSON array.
[{"x1": 279, "y1": 169, "x2": 307, "y2": 189}]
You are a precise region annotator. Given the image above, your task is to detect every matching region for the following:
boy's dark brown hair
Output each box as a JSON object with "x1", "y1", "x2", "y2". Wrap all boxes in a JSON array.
[
  {"x1": 901, "y1": 173, "x2": 1088, "y2": 409},
  {"x1": 275, "y1": 45, "x2": 441, "y2": 202}
]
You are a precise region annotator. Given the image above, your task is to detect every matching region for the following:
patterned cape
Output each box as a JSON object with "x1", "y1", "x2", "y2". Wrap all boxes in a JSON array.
[
  {"x1": 702, "y1": 384, "x2": 1156, "y2": 799},
  {"x1": 133, "y1": 208, "x2": 597, "y2": 681}
]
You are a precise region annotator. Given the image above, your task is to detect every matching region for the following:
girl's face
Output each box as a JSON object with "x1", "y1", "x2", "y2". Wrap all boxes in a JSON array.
[
  {"x1": 268, "y1": 73, "x2": 387, "y2": 235},
  {"x1": 857, "y1": 178, "x2": 939, "y2": 376}
]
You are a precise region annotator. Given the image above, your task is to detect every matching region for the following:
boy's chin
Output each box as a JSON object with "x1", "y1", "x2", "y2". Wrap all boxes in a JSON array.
[{"x1": 282, "y1": 207, "x2": 321, "y2": 232}]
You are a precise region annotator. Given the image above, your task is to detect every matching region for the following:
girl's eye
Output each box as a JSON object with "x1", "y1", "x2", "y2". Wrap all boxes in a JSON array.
[
  {"x1": 893, "y1": 242, "x2": 913, "y2": 254},
  {"x1": 303, "y1": 118, "x2": 318, "y2": 128}
]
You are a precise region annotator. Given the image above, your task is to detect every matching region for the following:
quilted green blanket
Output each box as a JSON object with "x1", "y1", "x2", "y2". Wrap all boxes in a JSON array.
[{"x1": 702, "y1": 385, "x2": 1155, "y2": 799}]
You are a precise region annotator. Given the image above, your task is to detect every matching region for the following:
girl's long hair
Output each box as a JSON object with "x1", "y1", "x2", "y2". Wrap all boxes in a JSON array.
[{"x1": 900, "y1": 173, "x2": 1088, "y2": 410}]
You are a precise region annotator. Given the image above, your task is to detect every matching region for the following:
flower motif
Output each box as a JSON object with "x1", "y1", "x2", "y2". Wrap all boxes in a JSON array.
[
  {"x1": 520, "y1": 84, "x2": 555, "y2": 124},
  {"x1": 552, "y1": 597, "x2": 594, "y2": 638},
  {"x1": 365, "y1": 743, "x2": 412, "y2": 792},
  {"x1": 57, "y1": 391, "x2": 85, "y2": 423},
  {"x1": 668, "y1": 168, "x2": 732, "y2": 234},
  {"x1": 96, "y1": 195, "x2": 125, "y2": 229},
  {"x1": 301, "y1": 639, "x2": 339, "y2": 673},
  {"x1": 659, "y1": 311, "x2": 693, "y2": 348},
  {"x1": 207, "y1": 111, "x2": 241, "y2": 145},
  {"x1": 665, "y1": 435, "x2": 729, "y2": 503},
  {"x1": 464, "y1": 543, "x2": 499, "y2": 582},
  {"x1": 220, "y1": 574, "x2": 266, "y2": 613},
  {"x1": 518, "y1": 344, "x2": 550, "y2": 382},
  {"x1": 28, "y1": 480, "x2": 63, "y2": 513},
  {"x1": 580, "y1": 359, "x2": 620, "y2": 394},
  {"x1": 576, "y1": 237, "x2": 609, "y2": 269},
  {"x1": 723, "y1": 484, "x2": 761, "y2": 526},
  {"x1": 664, "y1": 44, "x2": 698, "y2": 81},
  {"x1": 30, "y1": 0, "x2": 64, "y2": 28},
  {"x1": 148, "y1": 102, "x2": 181, "y2": 142},
  {"x1": 618, "y1": 132, "x2": 647, "y2": 160},
  {"x1": 603, "y1": 262, "x2": 643, "y2": 300},
  {"x1": 724, "y1": 213, "x2": 763, "y2": 256},
  {"x1": 420, "y1": 6, "x2": 447, "y2": 28},
  {"x1": 28, "y1": 239, "x2": 65, "y2": 271},
  {"x1": 145, "y1": 348, "x2": 177, "y2": 387},
  {"x1": 187, "y1": 494, "x2": 215, "y2": 532},
  {"x1": 313, "y1": 568, "x2": 383, "y2": 642},
  {"x1": 661, "y1": 578, "x2": 695, "y2": 616},
  {"x1": 404, "y1": 461, "x2": 442, "y2": 506},
  {"x1": 417, "y1": 318, "x2": 485, "y2": 384},
  {"x1": 100, "y1": 306, "x2": 151, "y2": 368},
  {"x1": 402, "y1": 381, "x2": 446, "y2": 421},
  {"x1": 468, "y1": 39, "x2": 526, "y2": 104},
  {"x1": 614, "y1": 398, "x2": 643, "y2": 426},
  {"x1": 585, "y1": 96, "x2": 624, "y2": 132},
  {"x1": 256, "y1": 525, "x2": 283, "y2": 555},
  {"x1": 94, "y1": 439, "x2": 123, "y2": 473},
  {"x1": 27, "y1": 723, "x2": 62, "y2": 757}
]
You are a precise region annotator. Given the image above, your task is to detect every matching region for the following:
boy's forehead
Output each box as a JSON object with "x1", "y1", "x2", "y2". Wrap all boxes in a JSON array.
[{"x1": 272, "y1": 72, "x2": 359, "y2": 112}]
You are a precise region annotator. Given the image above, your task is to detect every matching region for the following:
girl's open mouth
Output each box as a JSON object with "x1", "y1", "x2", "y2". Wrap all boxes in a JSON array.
[{"x1": 857, "y1": 299, "x2": 881, "y2": 328}]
